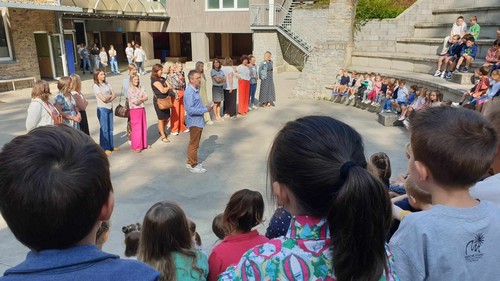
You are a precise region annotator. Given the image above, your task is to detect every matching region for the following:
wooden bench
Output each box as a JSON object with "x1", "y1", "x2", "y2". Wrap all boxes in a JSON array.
[{"x1": 0, "y1": 77, "x2": 36, "y2": 91}]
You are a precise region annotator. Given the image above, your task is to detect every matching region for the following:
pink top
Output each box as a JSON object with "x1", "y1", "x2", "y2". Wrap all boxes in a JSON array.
[
  {"x1": 208, "y1": 230, "x2": 268, "y2": 281},
  {"x1": 486, "y1": 47, "x2": 499, "y2": 64},
  {"x1": 127, "y1": 86, "x2": 147, "y2": 109},
  {"x1": 373, "y1": 81, "x2": 382, "y2": 95}
]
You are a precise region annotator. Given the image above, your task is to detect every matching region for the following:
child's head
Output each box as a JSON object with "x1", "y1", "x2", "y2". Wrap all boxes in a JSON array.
[
  {"x1": 478, "y1": 65, "x2": 490, "y2": 77},
  {"x1": 483, "y1": 99, "x2": 500, "y2": 174},
  {"x1": 419, "y1": 88, "x2": 427, "y2": 97},
  {"x1": 469, "y1": 16, "x2": 477, "y2": 24},
  {"x1": 365, "y1": 73, "x2": 371, "y2": 79},
  {"x1": 212, "y1": 213, "x2": 225, "y2": 240},
  {"x1": 343, "y1": 71, "x2": 350, "y2": 76},
  {"x1": 337, "y1": 69, "x2": 344, "y2": 75},
  {"x1": 0, "y1": 126, "x2": 113, "y2": 251},
  {"x1": 123, "y1": 223, "x2": 141, "y2": 257},
  {"x1": 465, "y1": 38, "x2": 475, "y2": 47},
  {"x1": 222, "y1": 189, "x2": 264, "y2": 235},
  {"x1": 429, "y1": 91, "x2": 437, "y2": 102},
  {"x1": 405, "y1": 176, "x2": 432, "y2": 209},
  {"x1": 399, "y1": 80, "x2": 406, "y2": 87},
  {"x1": 383, "y1": 77, "x2": 389, "y2": 83},
  {"x1": 369, "y1": 152, "x2": 392, "y2": 186},
  {"x1": 410, "y1": 85, "x2": 418, "y2": 93},
  {"x1": 139, "y1": 201, "x2": 202, "y2": 280},
  {"x1": 375, "y1": 75, "x2": 381, "y2": 81},
  {"x1": 451, "y1": 34, "x2": 461, "y2": 44},
  {"x1": 493, "y1": 39, "x2": 500, "y2": 49},
  {"x1": 188, "y1": 219, "x2": 202, "y2": 247},
  {"x1": 456, "y1": 16, "x2": 464, "y2": 25},
  {"x1": 96, "y1": 220, "x2": 111, "y2": 250},
  {"x1": 409, "y1": 107, "x2": 497, "y2": 190},
  {"x1": 268, "y1": 116, "x2": 392, "y2": 280},
  {"x1": 491, "y1": 69, "x2": 500, "y2": 82}
]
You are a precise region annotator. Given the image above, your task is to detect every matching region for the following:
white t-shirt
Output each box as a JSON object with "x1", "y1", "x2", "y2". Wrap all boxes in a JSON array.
[
  {"x1": 125, "y1": 47, "x2": 134, "y2": 59},
  {"x1": 451, "y1": 22, "x2": 467, "y2": 37},
  {"x1": 93, "y1": 82, "x2": 113, "y2": 109},
  {"x1": 134, "y1": 49, "x2": 145, "y2": 62},
  {"x1": 470, "y1": 174, "x2": 500, "y2": 207}
]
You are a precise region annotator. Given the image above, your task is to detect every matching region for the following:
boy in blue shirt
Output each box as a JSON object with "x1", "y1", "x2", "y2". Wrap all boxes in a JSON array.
[
  {"x1": 391, "y1": 80, "x2": 409, "y2": 115},
  {"x1": 454, "y1": 37, "x2": 478, "y2": 73},
  {"x1": 0, "y1": 126, "x2": 159, "y2": 281}
]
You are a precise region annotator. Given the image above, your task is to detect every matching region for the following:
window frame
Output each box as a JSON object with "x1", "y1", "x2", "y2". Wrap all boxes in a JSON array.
[
  {"x1": 0, "y1": 8, "x2": 13, "y2": 62},
  {"x1": 205, "y1": 0, "x2": 249, "y2": 11}
]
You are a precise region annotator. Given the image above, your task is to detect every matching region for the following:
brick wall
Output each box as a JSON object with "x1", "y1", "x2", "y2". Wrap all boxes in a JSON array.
[{"x1": 0, "y1": 8, "x2": 57, "y2": 90}]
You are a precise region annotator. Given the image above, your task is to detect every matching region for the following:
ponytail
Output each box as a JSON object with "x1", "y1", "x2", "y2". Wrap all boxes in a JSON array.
[{"x1": 328, "y1": 165, "x2": 392, "y2": 281}]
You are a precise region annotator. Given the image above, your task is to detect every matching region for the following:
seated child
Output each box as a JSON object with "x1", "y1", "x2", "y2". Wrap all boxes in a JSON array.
[
  {"x1": 391, "y1": 80, "x2": 409, "y2": 114},
  {"x1": 139, "y1": 201, "x2": 208, "y2": 281},
  {"x1": 376, "y1": 77, "x2": 389, "y2": 105},
  {"x1": 369, "y1": 152, "x2": 392, "y2": 188},
  {"x1": 0, "y1": 126, "x2": 159, "y2": 280},
  {"x1": 96, "y1": 220, "x2": 111, "y2": 250},
  {"x1": 208, "y1": 189, "x2": 268, "y2": 281},
  {"x1": 331, "y1": 69, "x2": 344, "y2": 99},
  {"x1": 440, "y1": 16, "x2": 467, "y2": 55},
  {"x1": 265, "y1": 207, "x2": 292, "y2": 239},
  {"x1": 444, "y1": 34, "x2": 474, "y2": 80},
  {"x1": 346, "y1": 72, "x2": 360, "y2": 101},
  {"x1": 467, "y1": 16, "x2": 480, "y2": 40},
  {"x1": 361, "y1": 73, "x2": 373, "y2": 103},
  {"x1": 427, "y1": 90, "x2": 443, "y2": 108},
  {"x1": 476, "y1": 69, "x2": 500, "y2": 112},
  {"x1": 337, "y1": 70, "x2": 351, "y2": 96},
  {"x1": 434, "y1": 34, "x2": 461, "y2": 78},
  {"x1": 483, "y1": 39, "x2": 500, "y2": 68},
  {"x1": 389, "y1": 106, "x2": 500, "y2": 280},
  {"x1": 457, "y1": 66, "x2": 490, "y2": 106},
  {"x1": 454, "y1": 37, "x2": 478, "y2": 73},
  {"x1": 189, "y1": 219, "x2": 203, "y2": 250},
  {"x1": 212, "y1": 213, "x2": 225, "y2": 240},
  {"x1": 122, "y1": 223, "x2": 141, "y2": 258},
  {"x1": 368, "y1": 75, "x2": 382, "y2": 105},
  {"x1": 398, "y1": 85, "x2": 418, "y2": 121}
]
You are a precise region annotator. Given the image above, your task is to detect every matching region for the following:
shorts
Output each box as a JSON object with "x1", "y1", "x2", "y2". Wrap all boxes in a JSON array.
[{"x1": 397, "y1": 101, "x2": 407, "y2": 106}]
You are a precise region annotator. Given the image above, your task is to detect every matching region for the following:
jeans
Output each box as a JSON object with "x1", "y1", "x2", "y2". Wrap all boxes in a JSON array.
[
  {"x1": 93, "y1": 56, "x2": 100, "y2": 72},
  {"x1": 110, "y1": 57, "x2": 119, "y2": 73},
  {"x1": 82, "y1": 58, "x2": 91, "y2": 73},
  {"x1": 383, "y1": 98, "x2": 392, "y2": 110},
  {"x1": 249, "y1": 83, "x2": 257, "y2": 106},
  {"x1": 136, "y1": 61, "x2": 144, "y2": 73},
  {"x1": 97, "y1": 107, "x2": 114, "y2": 151}
]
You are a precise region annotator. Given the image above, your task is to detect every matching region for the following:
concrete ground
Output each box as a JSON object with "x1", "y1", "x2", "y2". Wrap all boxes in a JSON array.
[{"x1": 0, "y1": 70, "x2": 409, "y2": 274}]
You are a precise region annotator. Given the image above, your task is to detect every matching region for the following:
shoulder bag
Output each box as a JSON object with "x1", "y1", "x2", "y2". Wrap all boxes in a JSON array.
[
  {"x1": 36, "y1": 99, "x2": 63, "y2": 125},
  {"x1": 115, "y1": 87, "x2": 130, "y2": 118}
]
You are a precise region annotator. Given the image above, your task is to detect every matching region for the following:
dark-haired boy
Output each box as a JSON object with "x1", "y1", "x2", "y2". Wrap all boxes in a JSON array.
[
  {"x1": 455, "y1": 37, "x2": 478, "y2": 73},
  {"x1": 389, "y1": 107, "x2": 500, "y2": 280},
  {"x1": 0, "y1": 126, "x2": 159, "y2": 280}
]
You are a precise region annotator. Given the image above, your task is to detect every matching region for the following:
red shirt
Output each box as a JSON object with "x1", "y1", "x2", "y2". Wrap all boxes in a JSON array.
[{"x1": 208, "y1": 230, "x2": 268, "y2": 281}]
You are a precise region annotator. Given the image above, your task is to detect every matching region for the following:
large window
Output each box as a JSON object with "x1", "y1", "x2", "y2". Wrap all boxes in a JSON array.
[
  {"x1": 207, "y1": 0, "x2": 249, "y2": 10},
  {"x1": 0, "y1": 8, "x2": 12, "y2": 61}
]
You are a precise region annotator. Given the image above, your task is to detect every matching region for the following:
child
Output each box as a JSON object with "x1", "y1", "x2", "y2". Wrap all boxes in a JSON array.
[
  {"x1": 457, "y1": 66, "x2": 490, "y2": 106},
  {"x1": 376, "y1": 77, "x2": 389, "y2": 105},
  {"x1": 389, "y1": 106, "x2": 500, "y2": 280},
  {"x1": 123, "y1": 223, "x2": 141, "y2": 258},
  {"x1": 440, "y1": 16, "x2": 467, "y2": 55},
  {"x1": 467, "y1": 16, "x2": 480, "y2": 40},
  {"x1": 454, "y1": 37, "x2": 478, "y2": 73},
  {"x1": 208, "y1": 189, "x2": 268, "y2": 281},
  {"x1": 212, "y1": 213, "x2": 225, "y2": 240},
  {"x1": 427, "y1": 90, "x2": 443, "y2": 108},
  {"x1": 483, "y1": 39, "x2": 500, "y2": 67},
  {"x1": 189, "y1": 219, "x2": 203, "y2": 249},
  {"x1": 331, "y1": 69, "x2": 344, "y2": 99},
  {"x1": 99, "y1": 46, "x2": 108, "y2": 73},
  {"x1": 0, "y1": 126, "x2": 159, "y2": 280},
  {"x1": 139, "y1": 201, "x2": 208, "y2": 281},
  {"x1": 391, "y1": 80, "x2": 408, "y2": 114},
  {"x1": 338, "y1": 70, "x2": 351, "y2": 96},
  {"x1": 434, "y1": 35, "x2": 461, "y2": 77},
  {"x1": 398, "y1": 85, "x2": 418, "y2": 121},
  {"x1": 346, "y1": 72, "x2": 360, "y2": 102},
  {"x1": 362, "y1": 73, "x2": 373, "y2": 103},
  {"x1": 96, "y1": 220, "x2": 111, "y2": 250},
  {"x1": 475, "y1": 69, "x2": 500, "y2": 112},
  {"x1": 265, "y1": 207, "x2": 292, "y2": 239},
  {"x1": 369, "y1": 152, "x2": 392, "y2": 188},
  {"x1": 368, "y1": 75, "x2": 382, "y2": 105},
  {"x1": 444, "y1": 34, "x2": 474, "y2": 79}
]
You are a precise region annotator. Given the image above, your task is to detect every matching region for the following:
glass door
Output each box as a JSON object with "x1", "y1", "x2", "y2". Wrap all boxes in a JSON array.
[{"x1": 50, "y1": 34, "x2": 65, "y2": 78}]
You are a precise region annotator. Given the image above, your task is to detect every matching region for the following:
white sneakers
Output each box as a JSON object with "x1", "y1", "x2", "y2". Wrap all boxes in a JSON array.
[
  {"x1": 186, "y1": 163, "x2": 206, "y2": 173},
  {"x1": 434, "y1": 70, "x2": 442, "y2": 77}
]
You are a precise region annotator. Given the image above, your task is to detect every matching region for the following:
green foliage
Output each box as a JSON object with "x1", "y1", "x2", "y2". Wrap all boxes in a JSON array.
[{"x1": 354, "y1": 0, "x2": 415, "y2": 31}]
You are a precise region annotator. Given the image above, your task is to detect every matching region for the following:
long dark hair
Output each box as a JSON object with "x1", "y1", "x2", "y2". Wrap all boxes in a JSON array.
[
  {"x1": 268, "y1": 116, "x2": 392, "y2": 281},
  {"x1": 138, "y1": 201, "x2": 204, "y2": 281}
]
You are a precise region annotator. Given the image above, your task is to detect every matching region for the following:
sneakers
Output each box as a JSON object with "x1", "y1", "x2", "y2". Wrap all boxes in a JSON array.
[
  {"x1": 104, "y1": 150, "x2": 112, "y2": 155},
  {"x1": 453, "y1": 68, "x2": 460, "y2": 73},
  {"x1": 461, "y1": 67, "x2": 469, "y2": 73},
  {"x1": 403, "y1": 119, "x2": 410, "y2": 129},
  {"x1": 398, "y1": 116, "x2": 406, "y2": 121},
  {"x1": 348, "y1": 95, "x2": 355, "y2": 100},
  {"x1": 186, "y1": 164, "x2": 206, "y2": 173},
  {"x1": 385, "y1": 109, "x2": 392, "y2": 113},
  {"x1": 206, "y1": 120, "x2": 214, "y2": 125},
  {"x1": 434, "y1": 70, "x2": 442, "y2": 77},
  {"x1": 445, "y1": 72, "x2": 453, "y2": 80},
  {"x1": 451, "y1": 102, "x2": 460, "y2": 107},
  {"x1": 440, "y1": 71, "x2": 446, "y2": 78},
  {"x1": 252, "y1": 105, "x2": 258, "y2": 109},
  {"x1": 171, "y1": 132, "x2": 179, "y2": 136},
  {"x1": 183, "y1": 129, "x2": 190, "y2": 133},
  {"x1": 248, "y1": 107, "x2": 253, "y2": 111}
]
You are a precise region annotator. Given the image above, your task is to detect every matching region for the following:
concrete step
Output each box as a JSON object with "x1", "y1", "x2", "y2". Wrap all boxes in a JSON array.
[
  {"x1": 351, "y1": 51, "x2": 485, "y2": 77},
  {"x1": 432, "y1": 6, "x2": 500, "y2": 23},
  {"x1": 413, "y1": 23, "x2": 499, "y2": 39},
  {"x1": 396, "y1": 37, "x2": 494, "y2": 58},
  {"x1": 345, "y1": 65, "x2": 471, "y2": 101}
]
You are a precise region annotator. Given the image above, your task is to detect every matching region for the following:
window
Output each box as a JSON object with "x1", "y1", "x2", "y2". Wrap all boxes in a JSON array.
[
  {"x1": 0, "y1": 8, "x2": 12, "y2": 61},
  {"x1": 206, "y1": 0, "x2": 249, "y2": 10}
]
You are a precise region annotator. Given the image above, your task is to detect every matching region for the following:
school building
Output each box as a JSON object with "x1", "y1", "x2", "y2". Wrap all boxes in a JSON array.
[{"x1": 0, "y1": 0, "x2": 289, "y2": 89}]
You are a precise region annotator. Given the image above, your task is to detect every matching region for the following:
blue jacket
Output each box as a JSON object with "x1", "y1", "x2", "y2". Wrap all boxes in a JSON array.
[
  {"x1": 1, "y1": 245, "x2": 159, "y2": 281},
  {"x1": 448, "y1": 42, "x2": 462, "y2": 57},
  {"x1": 460, "y1": 44, "x2": 478, "y2": 58}
]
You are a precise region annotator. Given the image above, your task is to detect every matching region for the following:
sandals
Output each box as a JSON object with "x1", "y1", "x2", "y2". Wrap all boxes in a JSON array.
[{"x1": 161, "y1": 137, "x2": 170, "y2": 143}]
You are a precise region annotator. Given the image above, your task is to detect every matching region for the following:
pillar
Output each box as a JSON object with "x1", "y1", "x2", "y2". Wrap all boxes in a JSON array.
[
  {"x1": 221, "y1": 33, "x2": 232, "y2": 58},
  {"x1": 169, "y1": 33, "x2": 181, "y2": 57},
  {"x1": 208, "y1": 33, "x2": 216, "y2": 59},
  {"x1": 191, "y1": 32, "x2": 209, "y2": 62},
  {"x1": 140, "y1": 32, "x2": 154, "y2": 62}
]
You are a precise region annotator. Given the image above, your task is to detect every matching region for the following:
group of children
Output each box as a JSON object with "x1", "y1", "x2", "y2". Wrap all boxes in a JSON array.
[
  {"x1": 434, "y1": 16, "x2": 500, "y2": 80},
  {"x1": 331, "y1": 69, "x2": 447, "y2": 128}
]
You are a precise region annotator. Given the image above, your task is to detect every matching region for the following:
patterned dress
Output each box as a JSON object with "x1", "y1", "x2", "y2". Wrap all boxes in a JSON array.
[
  {"x1": 54, "y1": 92, "x2": 79, "y2": 129},
  {"x1": 219, "y1": 216, "x2": 399, "y2": 281},
  {"x1": 258, "y1": 60, "x2": 276, "y2": 104}
]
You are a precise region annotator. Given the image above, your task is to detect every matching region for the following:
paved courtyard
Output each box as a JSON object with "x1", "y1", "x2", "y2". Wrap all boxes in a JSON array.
[{"x1": 0, "y1": 70, "x2": 409, "y2": 273}]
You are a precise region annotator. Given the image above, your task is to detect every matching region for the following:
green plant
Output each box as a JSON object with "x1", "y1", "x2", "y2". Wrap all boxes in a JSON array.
[{"x1": 354, "y1": 0, "x2": 415, "y2": 31}]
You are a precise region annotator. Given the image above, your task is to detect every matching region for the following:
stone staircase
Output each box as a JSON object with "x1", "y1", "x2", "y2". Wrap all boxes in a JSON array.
[{"x1": 348, "y1": 0, "x2": 499, "y2": 100}]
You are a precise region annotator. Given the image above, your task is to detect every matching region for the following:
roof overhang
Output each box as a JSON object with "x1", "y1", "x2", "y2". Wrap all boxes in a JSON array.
[
  {"x1": 62, "y1": 11, "x2": 169, "y2": 21},
  {"x1": 0, "y1": 1, "x2": 83, "y2": 12}
]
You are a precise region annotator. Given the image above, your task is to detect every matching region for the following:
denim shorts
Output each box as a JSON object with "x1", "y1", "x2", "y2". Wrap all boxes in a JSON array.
[{"x1": 397, "y1": 101, "x2": 407, "y2": 106}]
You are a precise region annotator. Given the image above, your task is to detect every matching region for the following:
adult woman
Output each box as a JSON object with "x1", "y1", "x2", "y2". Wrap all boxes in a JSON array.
[
  {"x1": 151, "y1": 63, "x2": 173, "y2": 143},
  {"x1": 99, "y1": 47, "x2": 108, "y2": 73},
  {"x1": 220, "y1": 116, "x2": 397, "y2": 281},
  {"x1": 248, "y1": 55, "x2": 259, "y2": 110},
  {"x1": 70, "y1": 74, "x2": 89, "y2": 135},
  {"x1": 221, "y1": 57, "x2": 238, "y2": 119},
  {"x1": 26, "y1": 80, "x2": 60, "y2": 131},
  {"x1": 196, "y1": 61, "x2": 213, "y2": 125},
  {"x1": 258, "y1": 51, "x2": 276, "y2": 107},
  {"x1": 128, "y1": 74, "x2": 149, "y2": 152},
  {"x1": 90, "y1": 43, "x2": 100, "y2": 73},
  {"x1": 236, "y1": 55, "x2": 250, "y2": 115},
  {"x1": 210, "y1": 58, "x2": 225, "y2": 121},
  {"x1": 54, "y1": 76, "x2": 80, "y2": 129},
  {"x1": 168, "y1": 62, "x2": 188, "y2": 135},
  {"x1": 108, "y1": 45, "x2": 120, "y2": 74},
  {"x1": 93, "y1": 69, "x2": 117, "y2": 155}
]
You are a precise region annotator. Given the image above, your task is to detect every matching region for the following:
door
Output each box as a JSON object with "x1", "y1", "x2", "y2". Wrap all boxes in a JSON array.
[
  {"x1": 51, "y1": 34, "x2": 65, "y2": 78},
  {"x1": 34, "y1": 33, "x2": 53, "y2": 79}
]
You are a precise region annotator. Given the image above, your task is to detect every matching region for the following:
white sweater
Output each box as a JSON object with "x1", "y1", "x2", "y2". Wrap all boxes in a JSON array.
[{"x1": 26, "y1": 98, "x2": 53, "y2": 131}]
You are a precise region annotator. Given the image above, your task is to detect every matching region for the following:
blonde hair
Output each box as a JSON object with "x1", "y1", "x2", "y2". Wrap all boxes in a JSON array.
[
  {"x1": 31, "y1": 80, "x2": 51, "y2": 101},
  {"x1": 405, "y1": 176, "x2": 432, "y2": 204},
  {"x1": 69, "y1": 74, "x2": 82, "y2": 92},
  {"x1": 57, "y1": 76, "x2": 72, "y2": 96},
  {"x1": 163, "y1": 61, "x2": 174, "y2": 74}
]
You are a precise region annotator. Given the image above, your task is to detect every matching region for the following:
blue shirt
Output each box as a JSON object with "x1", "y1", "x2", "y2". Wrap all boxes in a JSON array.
[
  {"x1": 408, "y1": 92, "x2": 416, "y2": 104},
  {"x1": 396, "y1": 86, "x2": 409, "y2": 102},
  {"x1": 249, "y1": 65, "x2": 258, "y2": 84},
  {"x1": 184, "y1": 84, "x2": 208, "y2": 129},
  {"x1": 460, "y1": 44, "x2": 478, "y2": 58},
  {"x1": 1, "y1": 245, "x2": 159, "y2": 281}
]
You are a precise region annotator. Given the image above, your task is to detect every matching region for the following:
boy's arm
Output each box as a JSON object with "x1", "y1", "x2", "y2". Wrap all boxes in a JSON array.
[{"x1": 470, "y1": 45, "x2": 478, "y2": 58}]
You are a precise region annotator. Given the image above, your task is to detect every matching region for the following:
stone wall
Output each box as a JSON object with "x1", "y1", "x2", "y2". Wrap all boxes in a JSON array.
[
  {"x1": 353, "y1": 0, "x2": 452, "y2": 54},
  {"x1": 253, "y1": 31, "x2": 284, "y2": 70},
  {"x1": 291, "y1": 8, "x2": 329, "y2": 48},
  {"x1": 291, "y1": 0, "x2": 356, "y2": 98},
  {"x1": 0, "y1": 8, "x2": 57, "y2": 84}
]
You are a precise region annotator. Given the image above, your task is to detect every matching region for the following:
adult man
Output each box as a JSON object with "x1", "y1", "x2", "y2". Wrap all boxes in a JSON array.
[{"x1": 184, "y1": 70, "x2": 213, "y2": 173}]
